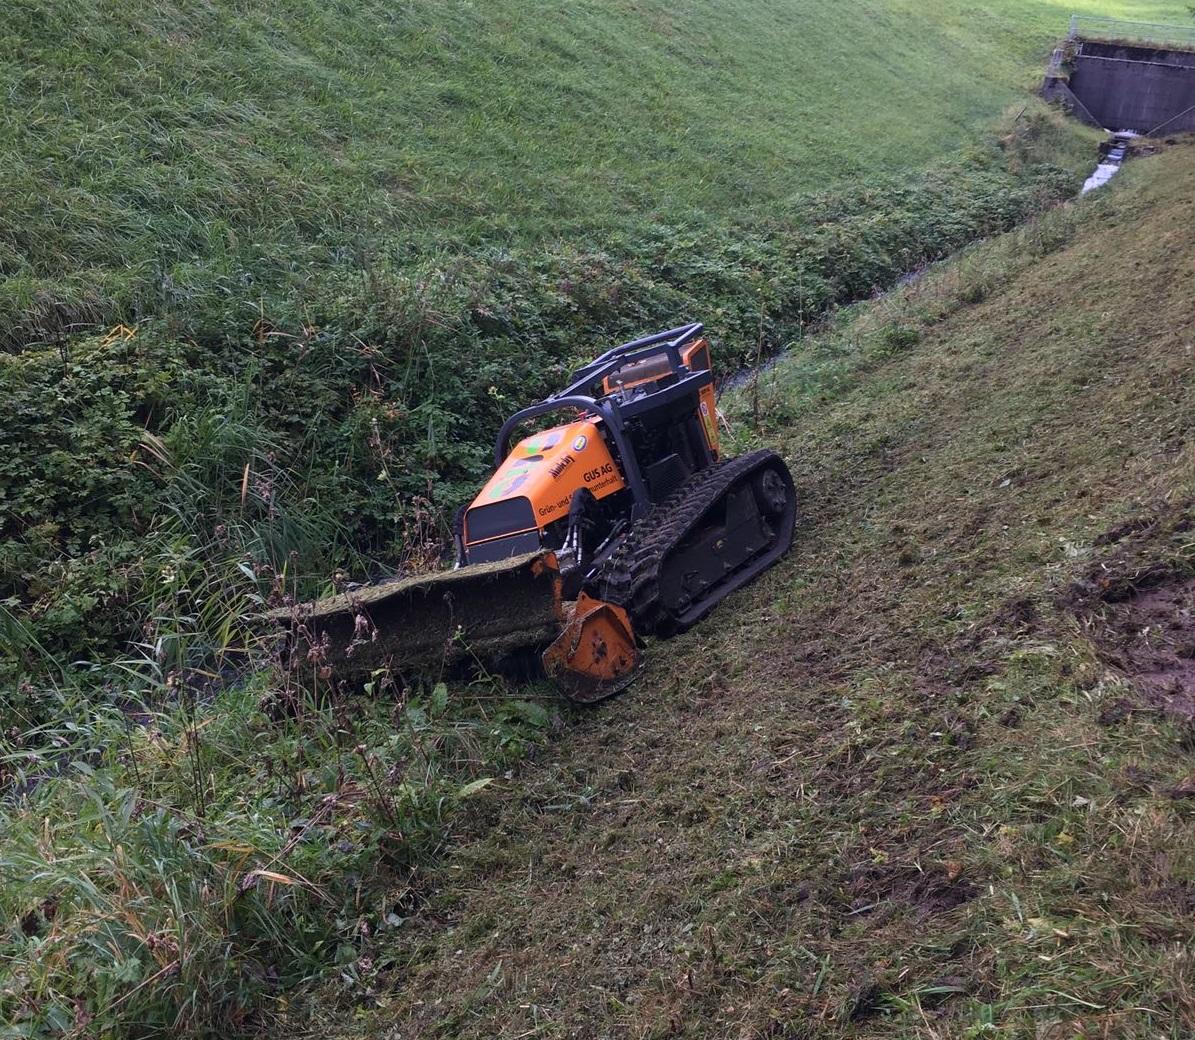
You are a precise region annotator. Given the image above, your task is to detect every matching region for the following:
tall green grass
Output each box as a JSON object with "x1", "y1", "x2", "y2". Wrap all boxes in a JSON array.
[
  {"x1": 0, "y1": 664, "x2": 553, "y2": 1037},
  {"x1": 1, "y1": 0, "x2": 1186, "y2": 346}
]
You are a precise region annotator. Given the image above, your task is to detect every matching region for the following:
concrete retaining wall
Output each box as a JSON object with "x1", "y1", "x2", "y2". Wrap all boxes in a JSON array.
[
  {"x1": 1041, "y1": 77, "x2": 1104, "y2": 128},
  {"x1": 1060, "y1": 40, "x2": 1195, "y2": 133}
]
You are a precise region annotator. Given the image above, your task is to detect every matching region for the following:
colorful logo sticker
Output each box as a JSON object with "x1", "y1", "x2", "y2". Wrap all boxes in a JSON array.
[
  {"x1": 572, "y1": 434, "x2": 588, "y2": 452},
  {"x1": 488, "y1": 473, "x2": 528, "y2": 500},
  {"x1": 520, "y1": 429, "x2": 563, "y2": 456}
]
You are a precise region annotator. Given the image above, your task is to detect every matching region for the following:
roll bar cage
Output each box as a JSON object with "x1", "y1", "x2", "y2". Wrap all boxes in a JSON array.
[{"x1": 493, "y1": 322, "x2": 706, "y2": 520}]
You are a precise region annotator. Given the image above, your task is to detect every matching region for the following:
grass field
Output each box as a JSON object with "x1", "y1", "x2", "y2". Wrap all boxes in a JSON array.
[
  {"x1": 1, "y1": 0, "x2": 1188, "y2": 344},
  {"x1": 6, "y1": 138, "x2": 1191, "y2": 1040}
]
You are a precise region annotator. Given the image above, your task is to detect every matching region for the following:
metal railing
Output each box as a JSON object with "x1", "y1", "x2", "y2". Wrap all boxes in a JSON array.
[
  {"x1": 1068, "y1": 14, "x2": 1195, "y2": 49},
  {"x1": 1045, "y1": 45, "x2": 1068, "y2": 78}
]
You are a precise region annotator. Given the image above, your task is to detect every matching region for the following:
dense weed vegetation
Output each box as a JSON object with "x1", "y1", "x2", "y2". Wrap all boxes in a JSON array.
[{"x1": 0, "y1": 676, "x2": 553, "y2": 1035}]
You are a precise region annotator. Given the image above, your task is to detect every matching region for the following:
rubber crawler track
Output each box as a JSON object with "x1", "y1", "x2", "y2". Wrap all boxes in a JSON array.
[{"x1": 586, "y1": 449, "x2": 795, "y2": 637}]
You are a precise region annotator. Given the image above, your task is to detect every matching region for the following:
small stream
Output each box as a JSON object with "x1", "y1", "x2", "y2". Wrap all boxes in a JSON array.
[
  {"x1": 1082, "y1": 132, "x2": 1136, "y2": 194},
  {"x1": 721, "y1": 132, "x2": 1139, "y2": 395}
]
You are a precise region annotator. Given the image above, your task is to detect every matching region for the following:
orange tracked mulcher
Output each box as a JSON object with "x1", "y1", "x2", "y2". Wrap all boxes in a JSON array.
[{"x1": 284, "y1": 323, "x2": 796, "y2": 703}]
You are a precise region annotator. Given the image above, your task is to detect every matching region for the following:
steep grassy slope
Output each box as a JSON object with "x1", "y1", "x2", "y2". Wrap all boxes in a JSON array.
[
  {"x1": 0, "y1": 0, "x2": 1185, "y2": 342},
  {"x1": 315, "y1": 145, "x2": 1195, "y2": 1039}
]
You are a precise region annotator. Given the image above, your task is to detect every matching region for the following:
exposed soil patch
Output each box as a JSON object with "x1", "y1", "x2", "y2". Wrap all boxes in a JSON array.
[
  {"x1": 1063, "y1": 504, "x2": 1195, "y2": 721},
  {"x1": 1089, "y1": 576, "x2": 1195, "y2": 721},
  {"x1": 846, "y1": 859, "x2": 977, "y2": 920}
]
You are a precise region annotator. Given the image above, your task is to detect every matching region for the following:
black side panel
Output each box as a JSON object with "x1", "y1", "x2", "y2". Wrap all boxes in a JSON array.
[
  {"x1": 465, "y1": 497, "x2": 536, "y2": 543},
  {"x1": 466, "y1": 529, "x2": 543, "y2": 564}
]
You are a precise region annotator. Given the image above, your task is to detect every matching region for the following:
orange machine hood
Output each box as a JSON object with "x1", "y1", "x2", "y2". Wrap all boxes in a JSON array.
[{"x1": 466, "y1": 418, "x2": 626, "y2": 544}]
